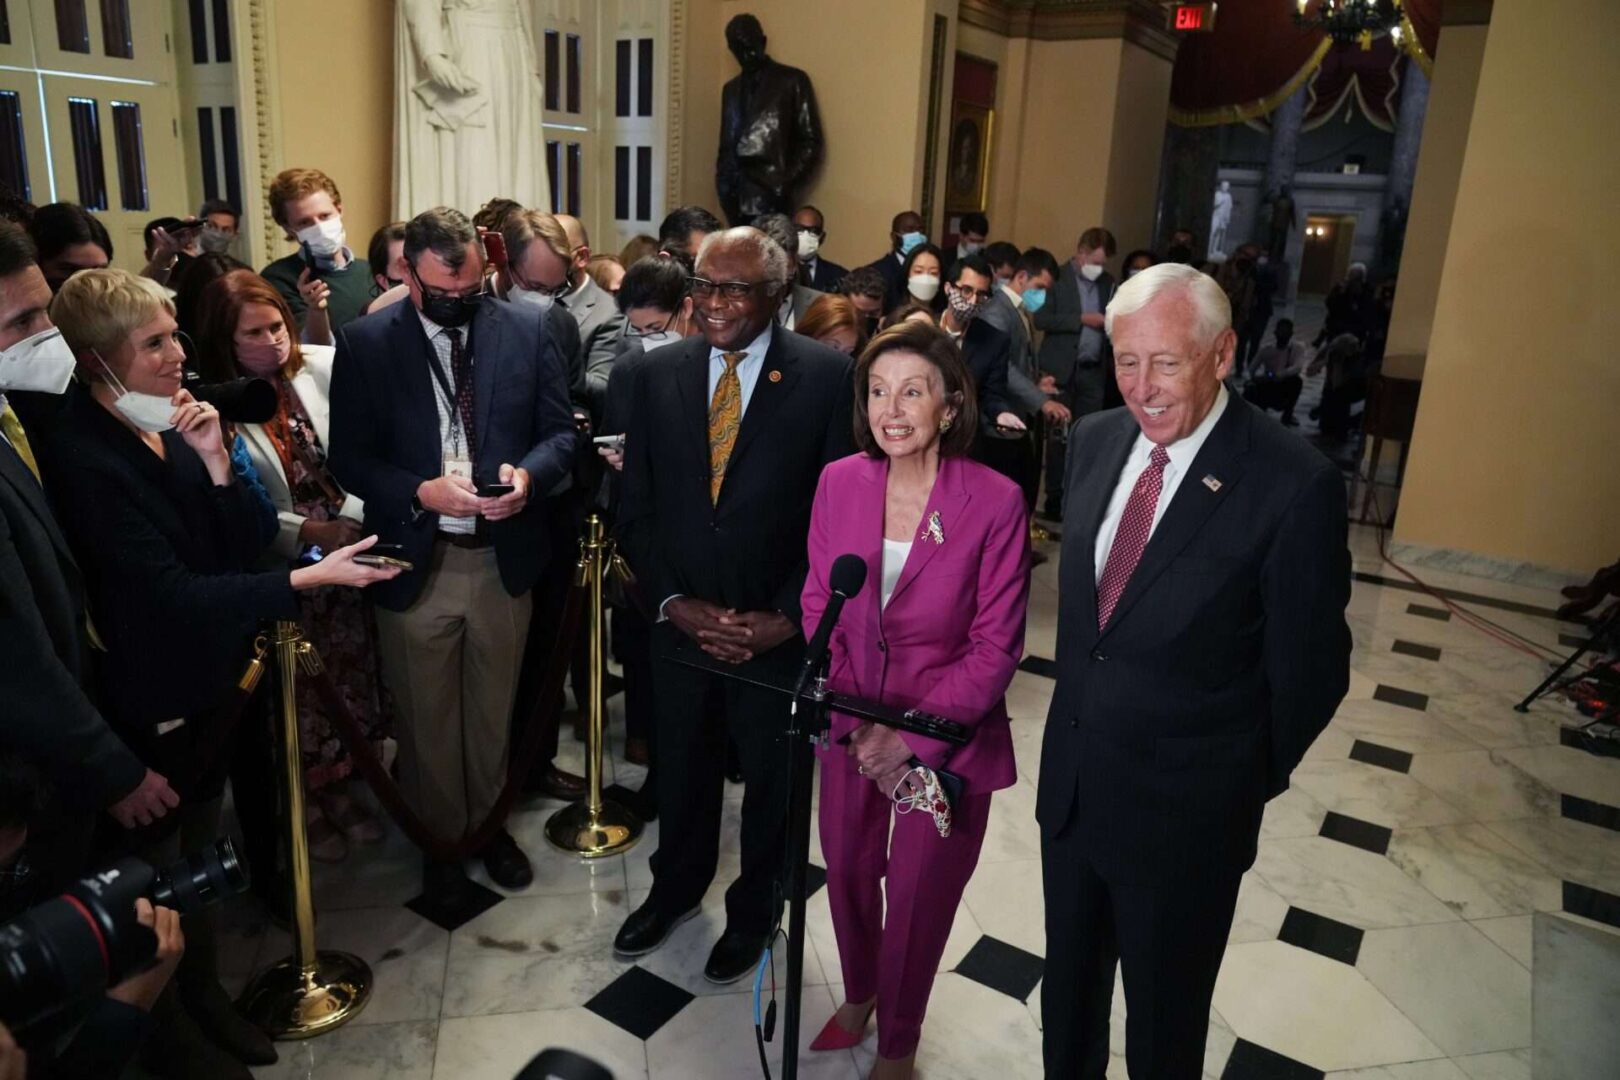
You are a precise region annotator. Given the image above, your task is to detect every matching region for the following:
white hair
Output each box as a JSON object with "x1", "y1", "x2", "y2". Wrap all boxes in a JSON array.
[
  {"x1": 695, "y1": 226, "x2": 790, "y2": 298},
  {"x1": 1103, "y1": 262, "x2": 1230, "y2": 345}
]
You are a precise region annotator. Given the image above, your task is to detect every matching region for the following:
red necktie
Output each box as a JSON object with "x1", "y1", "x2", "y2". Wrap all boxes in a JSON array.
[{"x1": 1097, "y1": 445, "x2": 1170, "y2": 629}]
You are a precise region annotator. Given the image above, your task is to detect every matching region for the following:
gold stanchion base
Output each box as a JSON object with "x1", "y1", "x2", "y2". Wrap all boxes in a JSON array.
[
  {"x1": 1029, "y1": 522, "x2": 1051, "y2": 544},
  {"x1": 544, "y1": 798, "x2": 644, "y2": 858},
  {"x1": 238, "y1": 952, "x2": 373, "y2": 1039}
]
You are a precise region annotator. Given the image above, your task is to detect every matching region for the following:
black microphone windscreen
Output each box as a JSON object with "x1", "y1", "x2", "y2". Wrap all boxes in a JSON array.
[
  {"x1": 830, "y1": 553, "x2": 867, "y2": 598},
  {"x1": 193, "y1": 377, "x2": 278, "y2": 425}
]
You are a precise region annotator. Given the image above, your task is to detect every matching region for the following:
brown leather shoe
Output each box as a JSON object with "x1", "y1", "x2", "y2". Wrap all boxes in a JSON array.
[{"x1": 536, "y1": 764, "x2": 586, "y2": 800}]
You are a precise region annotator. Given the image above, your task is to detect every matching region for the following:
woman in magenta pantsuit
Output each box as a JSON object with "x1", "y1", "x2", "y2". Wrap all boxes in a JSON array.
[{"x1": 802, "y1": 320, "x2": 1030, "y2": 1079}]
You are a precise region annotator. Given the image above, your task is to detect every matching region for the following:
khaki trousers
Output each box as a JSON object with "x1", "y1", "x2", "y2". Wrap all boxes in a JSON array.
[{"x1": 375, "y1": 541, "x2": 531, "y2": 843}]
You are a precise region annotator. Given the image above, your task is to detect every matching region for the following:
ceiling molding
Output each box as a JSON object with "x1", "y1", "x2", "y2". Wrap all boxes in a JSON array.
[{"x1": 960, "y1": 0, "x2": 1181, "y2": 61}]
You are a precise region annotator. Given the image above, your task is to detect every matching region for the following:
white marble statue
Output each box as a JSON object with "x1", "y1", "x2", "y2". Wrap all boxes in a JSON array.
[
  {"x1": 394, "y1": 0, "x2": 550, "y2": 219},
  {"x1": 1209, "y1": 179, "x2": 1234, "y2": 259}
]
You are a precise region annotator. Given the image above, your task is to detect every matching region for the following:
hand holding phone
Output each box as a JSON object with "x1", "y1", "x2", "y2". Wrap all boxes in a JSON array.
[
  {"x1": 591, "y1": 434, "x2": 626, "y2": 449},
  {"x1": 476, "y1": 482, "x2": 516, "y2": 498}
]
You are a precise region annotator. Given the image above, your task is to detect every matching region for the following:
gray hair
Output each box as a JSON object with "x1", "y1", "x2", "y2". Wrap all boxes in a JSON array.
[
  {"x1": 752, "y1": 212, "x2": 798, "y2": 264},
  {"x1": 1104, "y1": 262, "x2": 1230, "y2": 345},
  {"x1": 404, "y1": 206, "x2": 478, "y2": 272},
  {"x1": 695, "y1": 226, "x2": 790, "y2": 297}
]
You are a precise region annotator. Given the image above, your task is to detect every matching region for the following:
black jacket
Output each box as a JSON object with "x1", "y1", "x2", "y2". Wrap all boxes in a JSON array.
[
  {"x1": 27, "y1": 388, "x2": 299, "y2": 735},
  {"x1": 0, "y1": 402, "x2": 144, "y2": 805},
  {"x1": 1036, "y1": 395, "x2": 1351, "y2": 884},
  {"x1": 801, "y1": 256, "x2": 849, "y2": 293},
  {"x1": 1034, "y1": 263, "x2": 1115, "y2": 385},
  {"x1": 327, "y1": 297, "x2": 576, "y2": 610},
  {"x1": 957, "y1": 317, "x2": 1015, "y2": 435},
  {"x1": 617, "y1": 328, "x2": 853, "y2": 634},
  {"x1": 861, "y1": 252, "x2": 908, "y2": 315}
]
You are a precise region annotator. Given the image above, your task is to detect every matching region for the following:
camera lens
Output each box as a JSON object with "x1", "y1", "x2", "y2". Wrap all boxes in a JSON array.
[{"x1": 149, "y1": 838, "x2": 249, "y2": 915}]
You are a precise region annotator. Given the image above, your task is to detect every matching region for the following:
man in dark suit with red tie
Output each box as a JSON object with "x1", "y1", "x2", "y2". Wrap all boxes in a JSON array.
[
  {"x1": 1037, "y1": 263, "x2": 1352, "y2": 1076},
  {"x1": 612, "y1": 226, "x2": 853, "y2": 983}
]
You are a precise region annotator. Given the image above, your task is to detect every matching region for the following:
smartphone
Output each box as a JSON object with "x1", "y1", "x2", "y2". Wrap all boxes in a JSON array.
[
  {"x1": 592, "y1": 434, "x2": 625, "y2": 449},
  {"x1": 476, "y1": 482, "x2": 516, "y2": 498},
  {"x1": 482, "y1": 230, "x2": 508, "y2": 271},
  {"x1": 300, "y1": 241, "x2": 321, "y2": 281},
  {"x1": 361, "y1": 543, "x2": 408, "y2": 559},
  {"x1": 172, "y1": 219, "x2": 204, "y2": 236},
  {"x1": 353, "y1": 554, "x2": 415, "y2": 570}
]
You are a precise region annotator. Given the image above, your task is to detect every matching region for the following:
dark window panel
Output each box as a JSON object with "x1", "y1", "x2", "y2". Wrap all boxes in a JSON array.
[
  {"x1": 566, "y1": 141, "x2": 580, "y2": 217},
  {"x1": 636, "y1": 145, "x2": 651, "y2": 221},
  {"x1": 66, "y1": 97, "x2": 107, "y2": 210},
  {"x1": 0, "y1": 91, "x2": 30, "y2": 201},
  {"x1": 544, "y1": 31, "x2": 559, "y2": 111},
  {"x1": 110, "y1": 101, "x2": 146, "y2": 211},
  {"x1": 220, "y1": 105, "x2": 241, "y2": 210},
  {"x1": 565, "y1": 33, "x2": 580, "y2": 113},
  {"x1": 637, "y1": 38, "x2": 654, "y2": 117},
  {"x1": 211, "y1": 0, "x2": 230, "y2": 62},
  {"x1": 100, "y1": 0, "x2": 132, "y2": 58},
  {"x1": 56, "y1": 0, "x2": 91, "y2": 53},
  {"x1": 615, "y1": 39, "x2": 630, "y2": 118},
  {"x1": 196, "y1": 106, "x2": 217, "y2": 199},
  {"x1": 0, "y1": 0, "x2": 13, "y2": 47},
  {"x1": 614, "y1": 145, "x2": 628, "y2": 221},
  {"x1": 187, "y1": 0, "x2": 207, "y2": 62},
  {"x1": 545, "y1": 139, "x2": 561, "y2": 214}
]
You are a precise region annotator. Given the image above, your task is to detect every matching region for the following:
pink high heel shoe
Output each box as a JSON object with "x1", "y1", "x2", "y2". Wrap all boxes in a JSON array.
[{"x1": 809, "y1": 1003, "x2": 873, "y2": 1051}]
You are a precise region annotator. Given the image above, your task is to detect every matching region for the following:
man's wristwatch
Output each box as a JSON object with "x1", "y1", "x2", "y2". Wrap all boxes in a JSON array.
[{"x1": 410, "y1": 493, "x2": 427, "y2": 523}]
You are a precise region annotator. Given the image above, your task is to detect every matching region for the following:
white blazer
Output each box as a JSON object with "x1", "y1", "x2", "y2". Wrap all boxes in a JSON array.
[{"x1": 236, "y1": 345, "x2": 365, "y2": 559}]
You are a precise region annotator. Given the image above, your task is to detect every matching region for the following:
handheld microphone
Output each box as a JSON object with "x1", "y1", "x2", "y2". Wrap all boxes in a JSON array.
[
  {"x1": 794, "y1": 554, "x2": 868, "y2": 700},
  {"x1": 188, "y1": 376, "x2": 279, "y2": 425}
]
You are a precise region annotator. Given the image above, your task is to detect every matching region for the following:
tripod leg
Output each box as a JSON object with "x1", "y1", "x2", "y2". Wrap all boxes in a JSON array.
[{"x1": 1516, "y1": 605, "x2": 1619, "y2": 712}]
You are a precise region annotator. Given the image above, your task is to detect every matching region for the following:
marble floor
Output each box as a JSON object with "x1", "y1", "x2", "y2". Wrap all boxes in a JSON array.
[{"x1": 222, "y1": 519, "x2": 1620, "y2": 1080}]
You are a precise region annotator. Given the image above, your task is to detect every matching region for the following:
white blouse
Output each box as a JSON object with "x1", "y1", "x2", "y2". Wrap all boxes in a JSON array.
[{"x1": 880, "y1": 538, "x2": 913, "y2": 609}]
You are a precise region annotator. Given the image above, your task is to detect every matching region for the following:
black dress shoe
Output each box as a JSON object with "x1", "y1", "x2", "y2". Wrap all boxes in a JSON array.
[
  {"x1": 705, "y1": 928, "x2": 768, "y2": 985},
  {"x1": 479, "y1": 829, "x2": 534, "y2": 890},
  {"x1": 539, "y1": 765, "x2": 587, "y2": 800},
  {"x1": 613, "y1": 900, "x2": 699, "y2": 958}
]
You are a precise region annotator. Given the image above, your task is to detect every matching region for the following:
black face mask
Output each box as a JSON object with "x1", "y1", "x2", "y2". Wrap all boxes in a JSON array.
[{"x1": 410, "y1": 263, "x2": 482, "y2": 328}]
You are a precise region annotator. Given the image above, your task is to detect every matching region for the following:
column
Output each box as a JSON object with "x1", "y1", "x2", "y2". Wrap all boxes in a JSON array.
[
  {"x1": 1377, "y1": 58, "x2": 1430, "y2": 273},
  {"x1": 1154, "y1": 122, "x2": 1220, "y2": 256},
  {"x1": 1256, "y1": 81, "x2": 1309, "y2": 244}
]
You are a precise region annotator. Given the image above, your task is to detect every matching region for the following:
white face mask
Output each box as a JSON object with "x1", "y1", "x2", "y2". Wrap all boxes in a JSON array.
[
  {"x1": 508, "y1": 285, "x2": 556, "y2": 313},
  {"x1": 637, "y1": 330, "x2": 681, "y2": 352},
  {"x1": 94, "y1": 350, "x2": 175, "y2": 433},
  {"x1": 796, "y1": 230, "x2": 820, "y2": 260},
  {"x1": 295, "y1": 216, "x2": 346, "y2": 259},
  {"x1": 960, "y1": 241, "x2": 984, "y2": 256},
  {"x1": 1079, "y1": 263, "x2": 1104, "y2": 282},
  {"x1": 0, "y1": 327, "x2": 78, "y2": 395},
  {"x1": 907, "y1": 274, "x2": 941, "y2": 302}
]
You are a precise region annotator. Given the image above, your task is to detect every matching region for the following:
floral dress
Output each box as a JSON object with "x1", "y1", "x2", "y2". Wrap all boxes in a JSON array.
[{"x1": 263, "y1": 379, "x2": 392, "y2": 789}]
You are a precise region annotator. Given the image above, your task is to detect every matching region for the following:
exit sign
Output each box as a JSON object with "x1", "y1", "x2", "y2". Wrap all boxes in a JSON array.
[{"x1": 1171, "y1": 3, "x2": 1218, "y2": 32}]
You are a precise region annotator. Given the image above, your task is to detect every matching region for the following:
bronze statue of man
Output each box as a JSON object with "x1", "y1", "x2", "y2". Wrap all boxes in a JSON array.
[{"x1": 716, "y1": 14, "x2": 823, "y2": 226}]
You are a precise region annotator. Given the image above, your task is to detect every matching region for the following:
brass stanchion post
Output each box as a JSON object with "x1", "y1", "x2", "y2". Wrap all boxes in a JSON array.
[
  {"x1": 239, "y1": 620, "x2": 372, "y2": 1038},
  {"x1": 545, "y1": 514, "x2": 643, "y2": 858}
]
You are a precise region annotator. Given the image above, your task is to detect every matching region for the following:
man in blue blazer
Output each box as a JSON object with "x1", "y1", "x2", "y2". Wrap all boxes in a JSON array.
[{"x1": 328, "y1": 207, "x2": 575, "y2": 903}]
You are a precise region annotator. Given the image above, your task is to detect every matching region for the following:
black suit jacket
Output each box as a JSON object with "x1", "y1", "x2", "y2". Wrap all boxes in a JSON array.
[
  {"x1": 327, "y1": 297, "x2": 576, "y2": 611},
  {"x1": 957, "y1": 317, "x2": 1014, "y2": 435},
  {"x1": 1034, "y1": 263, "x2": 1115, "y2": 385},
  {"x1": 27, "y1": 388, "x2": 300, "y2": 736},
  {"x1": 1036, "y1": 395, "x2": 1351, "y2": 885},
  {"x1": 801, "y1": 256, "x2": 849, "y2": 293},
  {"x1": 0, "y1": 406, "x2": 144, "y2": 805},
  {"x1": 862, "y1": 252, "x2": 908, "y2": 314},
  {"x1": 617, "y1": 328, "x2": 854, "y2": 640}
]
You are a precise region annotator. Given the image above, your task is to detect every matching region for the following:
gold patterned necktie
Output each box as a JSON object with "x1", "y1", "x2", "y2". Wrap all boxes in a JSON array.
[
  {"x1": 0, "y1": 403, "x2": 39, "y2": 482},
  {"x1": 708, "y1": 351, "x2": 745, "y2": 505}
]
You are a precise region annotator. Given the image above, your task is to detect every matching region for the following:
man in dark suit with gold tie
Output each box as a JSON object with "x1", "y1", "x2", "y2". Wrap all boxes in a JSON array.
[
  {"x1": 1038, "y1": 263, "x2": 1352, "y2": 1076},
  {"x1": 612, "y1": 227, "x2": 853, "y2": 982}
]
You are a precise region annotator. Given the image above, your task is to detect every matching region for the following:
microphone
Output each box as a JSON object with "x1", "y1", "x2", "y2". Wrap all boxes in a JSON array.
[
  {"x1": 189, "y1": 376, "x2": 279, "y2": 425},
  {"x1": 795, "y1": 554, "x2": 868, "y2": 700}
]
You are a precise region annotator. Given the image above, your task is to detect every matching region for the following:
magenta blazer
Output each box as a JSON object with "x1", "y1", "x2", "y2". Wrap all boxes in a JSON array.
[{"x1": 802, "y1": 452, "x2": 1030, "y2": 794}]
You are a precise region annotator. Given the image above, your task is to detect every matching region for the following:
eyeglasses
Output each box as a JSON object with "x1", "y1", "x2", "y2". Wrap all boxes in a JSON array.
[
  {"x1": 511, "y1": 266, "x2": 574, "y2": 298},
  {"x1": 409, "y1": 261, "x2": 486, "y2": 302},
  {"x1": 949, "y1": 283, "x2": 992, "y2": 301},
  {"x1": 626, "y1": 312, "x2": 678, "y2": 338},
  {"x1": 688, "y1": 277, "x2": 766, "y2": 301}
]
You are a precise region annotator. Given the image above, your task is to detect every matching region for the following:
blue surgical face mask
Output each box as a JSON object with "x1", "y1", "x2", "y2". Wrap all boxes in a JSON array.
[
  {"x1": 898, "y1": 231, "x2": 926, "y2": 256},
  {"x1": 1022, "y1": 286, "x2": 1048, "y2": 315}
]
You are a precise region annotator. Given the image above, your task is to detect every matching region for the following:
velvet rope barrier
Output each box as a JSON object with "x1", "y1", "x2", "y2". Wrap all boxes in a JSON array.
[{"x1": 304, "y1": 577, "x2": 587, "y2": 863}]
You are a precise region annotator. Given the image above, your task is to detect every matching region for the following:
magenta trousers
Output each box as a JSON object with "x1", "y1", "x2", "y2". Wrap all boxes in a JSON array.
[{"x1": 817, "y1": 749, "x2": 992, "y2": 1058}]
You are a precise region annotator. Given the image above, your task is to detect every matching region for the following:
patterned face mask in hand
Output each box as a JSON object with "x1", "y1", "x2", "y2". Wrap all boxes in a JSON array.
[{"x1": 892, "y1": 764, "x2": 953, "y2": 837}]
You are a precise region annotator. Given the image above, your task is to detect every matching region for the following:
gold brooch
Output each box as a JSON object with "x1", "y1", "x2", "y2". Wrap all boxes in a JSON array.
[
  {"x1": 925, "y1": 510, "x2": 945, "y2": 545},
  {"x1": 768, "y1": 369, "x2": 782, "y2": 383}
]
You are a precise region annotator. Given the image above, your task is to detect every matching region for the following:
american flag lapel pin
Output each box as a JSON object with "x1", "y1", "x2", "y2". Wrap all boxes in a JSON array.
[{"x1": 1202, "y1": 475, "x2": 1223, "y2": 493}]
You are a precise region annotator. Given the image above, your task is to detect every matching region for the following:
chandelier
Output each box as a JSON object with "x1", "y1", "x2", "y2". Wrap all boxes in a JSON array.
[{"x1": 1293, "y1": 0, "x2": 1405, "y2": 50}]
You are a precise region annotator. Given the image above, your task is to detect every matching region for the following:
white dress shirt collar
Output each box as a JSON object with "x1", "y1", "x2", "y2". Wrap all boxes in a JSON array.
[{"x1": 999, "y1": 282, "x2": 1024, "y2": 309}]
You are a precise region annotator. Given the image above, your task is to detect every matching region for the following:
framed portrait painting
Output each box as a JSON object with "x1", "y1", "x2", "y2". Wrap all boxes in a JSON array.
[{"x1": 945, "y1": 101, "x2": 993, "y2": 214}]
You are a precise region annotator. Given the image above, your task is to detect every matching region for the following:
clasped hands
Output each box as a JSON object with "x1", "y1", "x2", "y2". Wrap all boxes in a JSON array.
[
  {"x1": 416, "y1": 464, "x2": 531, "y2": 521},
  {"x1": 847, "y1": 722, "x2": 919, "y2": 797},
  {"x1": 666, "y1": 597, "x2": 795, "y2": 665}
]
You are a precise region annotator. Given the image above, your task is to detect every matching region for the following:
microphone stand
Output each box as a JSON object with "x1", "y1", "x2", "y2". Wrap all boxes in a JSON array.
[{"x1": 672, "y1": 646, "x2": 971, "y2": 1080}]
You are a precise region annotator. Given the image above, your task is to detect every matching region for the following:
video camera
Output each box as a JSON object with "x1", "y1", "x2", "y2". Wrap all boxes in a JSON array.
[{"x1": 0, "y1": 839, "x2": 247, "y2": 1036}]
